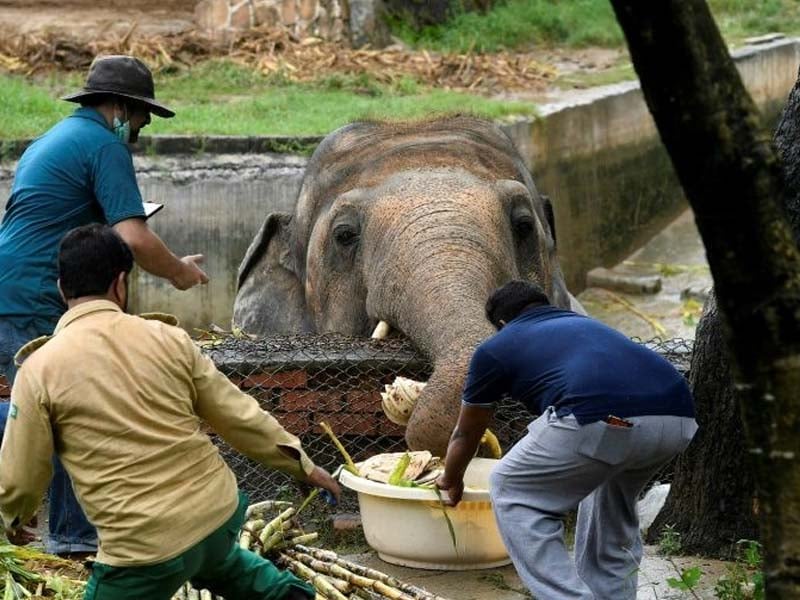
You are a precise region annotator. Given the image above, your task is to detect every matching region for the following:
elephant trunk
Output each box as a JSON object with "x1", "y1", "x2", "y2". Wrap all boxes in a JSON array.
[{"x1": 381, "y1": 254, "x2": 503, "y2": 455}]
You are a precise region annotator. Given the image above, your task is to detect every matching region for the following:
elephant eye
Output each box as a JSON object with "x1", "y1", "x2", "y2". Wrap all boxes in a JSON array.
[
  {"x1": 334, "y1": 223, "x2": 359, "y2": 247},
  {"x1": 513, "y1": 215, "x2": 535, "y2": 238}
]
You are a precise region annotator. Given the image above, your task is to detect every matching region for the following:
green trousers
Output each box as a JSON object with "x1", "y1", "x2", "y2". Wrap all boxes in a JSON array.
[{"x1": 83, "y1": 492, "x2": 315, "y2": 600}]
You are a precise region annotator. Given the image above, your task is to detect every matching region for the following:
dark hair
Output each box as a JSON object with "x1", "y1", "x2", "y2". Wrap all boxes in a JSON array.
[
  {"x1": 58, "y1": 224, "x2": 134, "y2": 299},
  {"x1": 485, "y1": 280, "x2": 550, "y2": 329}
]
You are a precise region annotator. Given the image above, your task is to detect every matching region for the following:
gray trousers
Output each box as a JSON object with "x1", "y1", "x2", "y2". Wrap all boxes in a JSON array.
[{"x1": 490, "y1": 407, "x2": 697, "y2": 600}]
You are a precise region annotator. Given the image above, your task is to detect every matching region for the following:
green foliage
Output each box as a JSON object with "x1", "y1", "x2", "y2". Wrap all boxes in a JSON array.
[
  {"x1": 714, "y1": 540, "x2": 764, "y2": 600},
  {"x1": 0, "y1": 65, "x2": 534, "y2": 140},
  {"x1": 389, "y1": 0, "x2": 800, "y2": 53},
  {"x1": 390, "y1": 0, "x2": 623, "y2": 52},
  {"x1": 667, "y1": 565, "x2": 703, "y2": 592},
  {"x1": 658, "y1": 524, "x2": 683, "y2": 556}
]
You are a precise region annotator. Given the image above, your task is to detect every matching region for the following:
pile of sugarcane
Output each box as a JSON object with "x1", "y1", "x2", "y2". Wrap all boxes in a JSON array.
[
  {"x1": 170, "y1": 496, "x2": 449, "y2": 600},
  {"x1": 280, "y1": 545, "x2": 449, "y2": 600}
]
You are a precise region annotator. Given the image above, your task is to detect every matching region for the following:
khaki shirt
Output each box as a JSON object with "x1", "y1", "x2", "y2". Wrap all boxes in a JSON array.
[{"x1": 0, "y1": 300, "x2": 315, "y2": 566}]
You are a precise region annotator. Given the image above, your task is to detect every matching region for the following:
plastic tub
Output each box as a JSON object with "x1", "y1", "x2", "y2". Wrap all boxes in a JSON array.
[{"x1": 339, "y1": 458, "x2": 511, "y2": 570}]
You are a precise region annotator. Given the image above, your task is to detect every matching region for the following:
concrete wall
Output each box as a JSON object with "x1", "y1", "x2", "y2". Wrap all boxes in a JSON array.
[
  {"x1": 1, "y1": 38, "x2": 798, "y2": 330},
  {"x1": 501, "y1": 37, "x2": 800, "y2": 291}
]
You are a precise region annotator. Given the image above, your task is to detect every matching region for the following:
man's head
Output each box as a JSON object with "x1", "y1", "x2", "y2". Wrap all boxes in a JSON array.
[
  {"x1": 58, "y1": 225, "x2": 134, "y2": 310},
  {"x1": 62, "y1": 55, "x2": 175, "y2": 144},
  {"x1": 485, "y1": 280, "x2": 550, "y2": 330}
]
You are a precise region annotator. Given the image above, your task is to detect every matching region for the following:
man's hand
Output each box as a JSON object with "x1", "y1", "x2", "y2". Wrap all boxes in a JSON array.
[
  {"x1": 6, "y1": 516, "x2": 37, "y2": 546},
  {"x1": 170, "y1": 255, "x2": 209, "y2": 290},
  {"x1": 435, "y1": 474, "x2": 465, "y2": 507},
  {"x1": 306, "y1": 466, "x2": 342, "y2": 504}
]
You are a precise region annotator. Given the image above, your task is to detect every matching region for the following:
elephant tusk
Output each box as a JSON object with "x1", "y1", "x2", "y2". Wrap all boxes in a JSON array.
[{"x1": 371, "y1": 320, "x2": 391, "y2": 339}]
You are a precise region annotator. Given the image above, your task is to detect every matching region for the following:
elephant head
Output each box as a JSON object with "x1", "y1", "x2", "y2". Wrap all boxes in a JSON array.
[{"x1": 234, "y1": 116, "x2": 578, "y2": 455}]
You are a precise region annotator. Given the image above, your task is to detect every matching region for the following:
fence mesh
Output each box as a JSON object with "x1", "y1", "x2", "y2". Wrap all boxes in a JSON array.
[{"x1": 203, "y1": 335, "x2": 694, "y2": 504}]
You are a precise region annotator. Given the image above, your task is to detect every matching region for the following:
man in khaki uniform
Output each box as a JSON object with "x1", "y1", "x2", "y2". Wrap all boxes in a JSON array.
[{"x1": 0, "y1": 224, "x2": 340, "y2": 600}]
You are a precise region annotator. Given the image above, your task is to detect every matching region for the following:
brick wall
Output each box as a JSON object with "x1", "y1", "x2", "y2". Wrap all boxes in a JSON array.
[{"x1": 231, "y1": 367, "x2": 406, "y2": 439}]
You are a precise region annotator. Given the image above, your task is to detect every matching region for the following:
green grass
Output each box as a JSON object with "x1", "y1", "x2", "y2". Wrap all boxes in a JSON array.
[
  {"x1": 0, "y1": 61, "x2": 536, "y2": 140},
  {"x1": 390, "y1": 0, "x2": 800, "y2": 53}
]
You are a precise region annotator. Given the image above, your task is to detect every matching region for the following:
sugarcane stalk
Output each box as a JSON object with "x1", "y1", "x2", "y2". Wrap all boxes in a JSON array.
[
  {"x1": 286, "y1": 551, "x2": 414, "y2": 600},
  {"x1": 245, "y1": 500, "x2": 293, "y2": 520},
  {"x1": 239, "y1": 518, "x2": 266, "y2": 550},
  {"x1": 287, "y1": 532, "x2": 318, "y2": 546},
  {"x1": 327, "y1": 576, "x2": 352, "y2": 594},
  {"x1": 258, "y1": 507, "x2": 295, "y2": 547},
  {"x1": 200, "y1": 590, "x2": 213, "y2": 600},
  {"x1": 171, "y1": 584, "x2": 187, "y2": 600},
  {"x1": 284, "y1": 556, "x2": 349, "y2": 600},
  {"x1": 187, "y1": 588, "x2": 200, "y2": 600},
  {"x1": 319, "y1": 421, "x2": 359, "y2": 475},
  {"x1": 294, "y1": 545, "x2": 447, "y2": 600},
  {"x1": 296, "y1": 488, "x2": 320, "y2": 518}
]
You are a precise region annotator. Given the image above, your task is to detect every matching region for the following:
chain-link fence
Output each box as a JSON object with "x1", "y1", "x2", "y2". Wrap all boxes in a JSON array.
[{"x1": 203, "y1": 334, "x2": 694, "y2": 503}]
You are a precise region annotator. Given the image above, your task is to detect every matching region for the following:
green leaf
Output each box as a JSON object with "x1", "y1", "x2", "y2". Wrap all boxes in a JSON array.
[
  {"x1": 432, "y1": 487, "x2": 458, "y2": 555},
  {"x1": 388, "y1": 453, "x2": 411, "y2": 486}
]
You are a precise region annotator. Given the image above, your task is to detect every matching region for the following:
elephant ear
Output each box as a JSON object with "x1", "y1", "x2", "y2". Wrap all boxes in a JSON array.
[{"x1": 233, "y1": 213, "x2": 313, "y2": 335}]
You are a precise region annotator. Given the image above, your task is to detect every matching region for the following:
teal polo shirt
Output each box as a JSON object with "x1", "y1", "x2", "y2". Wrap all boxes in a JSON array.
[{"x1": 0, "y1": 107, "x2": 146, "y2": 331}]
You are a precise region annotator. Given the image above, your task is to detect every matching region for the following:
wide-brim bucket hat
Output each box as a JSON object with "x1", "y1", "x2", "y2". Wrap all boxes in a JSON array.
[{"x1": 62, "y1": 55, "x2": 175, "y2": 118}]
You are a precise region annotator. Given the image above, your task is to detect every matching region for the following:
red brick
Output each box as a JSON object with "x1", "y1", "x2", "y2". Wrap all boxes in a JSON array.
[
  {"x1": 240, "y1": 370, "x2": 308, "y2": 390},
  {"x1": 314, "y1": 412, "x2": 379, "y2": 436},
  {"x1": 280, "y1": 390, "x2": 342, "y2": 412},
  {"x1": 0, "y1": 376, "x2": 9, "y2": 398},
  {"x1": 274, "y1": 411, "x2": 311, "y2": 435},
  {"x1": 344, "y1": 390, "x2": 382, "y2": 413}
]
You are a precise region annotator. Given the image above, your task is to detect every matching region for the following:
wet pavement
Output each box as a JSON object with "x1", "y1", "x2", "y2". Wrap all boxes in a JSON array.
[
  {"x1": 578, "y1": 209, "x2": 712, "y2": 341},
  {"x1": 347, "y1": 546, "x2": 732, "y2": 599}
]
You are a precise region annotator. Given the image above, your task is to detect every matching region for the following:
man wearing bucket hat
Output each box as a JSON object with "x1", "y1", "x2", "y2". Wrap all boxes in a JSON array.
[{"x1": 0, "y1": 55, "x2": 208, "y2": 557}]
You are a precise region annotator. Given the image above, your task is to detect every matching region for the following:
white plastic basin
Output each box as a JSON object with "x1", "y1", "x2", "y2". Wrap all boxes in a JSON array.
[{"x1": 339, "y1": 458, "x2": 511, "y2": 570}]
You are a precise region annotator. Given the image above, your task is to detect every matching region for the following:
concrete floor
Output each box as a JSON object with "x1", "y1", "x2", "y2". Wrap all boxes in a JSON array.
[
  {"x1": 347, "y1": 546, "x2": 732, "y2": 599},
  {"x1": 578, "y1": 209, "x2": 711, "y2": 341}
]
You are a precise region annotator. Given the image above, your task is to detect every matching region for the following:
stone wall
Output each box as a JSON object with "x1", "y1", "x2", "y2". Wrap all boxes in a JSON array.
[{"x1": 195, "y1": 0, "x2": 347, "y2": 41}]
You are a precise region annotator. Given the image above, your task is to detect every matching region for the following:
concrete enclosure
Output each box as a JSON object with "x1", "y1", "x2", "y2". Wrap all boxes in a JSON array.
[{"x1": 1, "y1": 38, "x2": 798, "y2": 330}]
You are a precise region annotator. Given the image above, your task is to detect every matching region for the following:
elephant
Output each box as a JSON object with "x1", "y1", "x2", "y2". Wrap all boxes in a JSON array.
[{"x1": 233, "y1": 115, "x2": 580, "y2": 455}]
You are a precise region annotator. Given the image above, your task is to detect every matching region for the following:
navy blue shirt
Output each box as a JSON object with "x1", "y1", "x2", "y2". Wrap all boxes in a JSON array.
[
  {"x1": 0, "y1": 107, "x2": 145, "y2": 330},
  {"x1": 462, "y1": 306, "x2": 694, "y2": 424}
]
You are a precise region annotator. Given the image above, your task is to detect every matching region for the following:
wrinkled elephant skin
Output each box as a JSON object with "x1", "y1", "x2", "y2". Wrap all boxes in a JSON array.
[{"x1": 233, "y1": 116, "x2": 578, "y2": 455}]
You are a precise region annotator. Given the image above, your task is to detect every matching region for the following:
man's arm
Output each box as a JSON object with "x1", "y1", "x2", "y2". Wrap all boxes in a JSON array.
[
  {"x1": 436, "y1": 404, "x2": 494, "y2": 506},
  {"x1": 436, "y1": 345, "x2": 507, "y2": 506},
  {"x1": 92, "y1": 142, "x2": 208, "y2": 290},
  {"x1": 114, "y1": 218, "x2": 208, "y2": 290},
  {"x1": 0, "y1": 369, "x2": 54, "y2": 542},
  {"x1": 189, "y1": 339, "x2": 340, "y2": 500}
]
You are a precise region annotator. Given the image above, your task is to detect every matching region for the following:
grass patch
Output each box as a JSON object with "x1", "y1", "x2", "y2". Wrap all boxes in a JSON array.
[
  {"x1": 0, "y1": 61, "x2": 536, "y2": 140},
  {"x1": 390, "y1": 0, "x2": 800, "y2": 53}
]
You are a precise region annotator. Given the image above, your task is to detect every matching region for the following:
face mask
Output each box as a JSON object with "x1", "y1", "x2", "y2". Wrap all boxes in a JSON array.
[{"x1": 112, "y1": 106, "x2": 131, "y2": 143}]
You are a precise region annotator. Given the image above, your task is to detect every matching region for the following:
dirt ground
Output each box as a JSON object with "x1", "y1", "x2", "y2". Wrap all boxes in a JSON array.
[
  {"x1": 0, "y1": 0, "x2": 196, "y2": 38},
  {"x1": 0, "y1": 0, "x2": 627, "y2": 97}
]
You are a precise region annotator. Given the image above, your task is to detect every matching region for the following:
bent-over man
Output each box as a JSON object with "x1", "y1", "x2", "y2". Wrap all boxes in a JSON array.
[
  {"x1": 436, "y1": 280, "x2": 697, "y2": 600},
  {"x1": 0, "y1": 225, "x2": 339, "y2": 600}
]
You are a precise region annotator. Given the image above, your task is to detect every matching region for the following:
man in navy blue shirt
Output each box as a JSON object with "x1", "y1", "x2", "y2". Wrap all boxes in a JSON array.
[
  {"x1": 0, "y1": 55, "x2": 208, "y2": 557},
  {"x1": 436, "y1": 281, "x2": 697, "y2": 600}
]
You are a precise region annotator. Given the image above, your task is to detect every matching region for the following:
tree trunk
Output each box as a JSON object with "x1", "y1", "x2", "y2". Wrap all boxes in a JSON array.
[
  {"x1": 647, "y1": 294, "x2": 758, "y2": 556},
  {"x1": 609, "y1": 1, "x2": 800, "y2": 596},
  {"x1": 651, "y1": 55, "x2": 800, "y2": 560}
]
